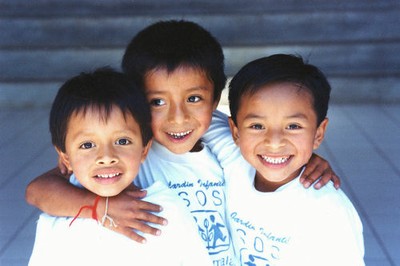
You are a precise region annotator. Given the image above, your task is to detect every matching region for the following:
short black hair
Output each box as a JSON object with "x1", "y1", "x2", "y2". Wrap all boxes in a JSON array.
[
  {"x1": 50, "y1": 68, "x2": 152, "y2": 152},
  {"x1": 229, "y1": 54, "x2": 331, "y2": 126},
  {"x1": 121, "y1": 20, "x2": 226, "y2": 102}
]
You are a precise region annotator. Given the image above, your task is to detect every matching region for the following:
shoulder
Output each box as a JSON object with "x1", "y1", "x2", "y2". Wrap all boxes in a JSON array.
[{"x1": 296, "y1": 183, "x2": 362, "y2": 228}]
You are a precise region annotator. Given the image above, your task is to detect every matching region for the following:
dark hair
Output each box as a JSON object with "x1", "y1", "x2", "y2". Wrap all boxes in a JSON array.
[
  {"x1": 50, "y1": 68, "x2": 152, "y2": 152},
  {"x1": 229, "y1": 54, "x2": 331, "y2": 126},
  {"x1": 121, "y1": 20, "x2": 226, "y2": 102}
]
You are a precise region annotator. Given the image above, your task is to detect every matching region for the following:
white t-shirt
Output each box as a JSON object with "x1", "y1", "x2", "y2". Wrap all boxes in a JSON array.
[
  {"x1": 136, "y1": 140, "x2": 236, "y2": 266},
  {"x1": 203, "y1": 110, "x2": 365, "y2": 266},
  {"x1": 29, "y1": 181, "x2": 212, "y2": 266}
]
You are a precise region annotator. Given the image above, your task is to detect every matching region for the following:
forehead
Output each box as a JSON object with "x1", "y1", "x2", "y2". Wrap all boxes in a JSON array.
[
  {"x1": 144, "y1": 66, "x2": 213, "y2": 90},
  {"x1": 238, "y1": 82, "x2": 315, "y2": 117},
  {"x1": 68, "y1": 105, "x2": 137, "y2": 128}
]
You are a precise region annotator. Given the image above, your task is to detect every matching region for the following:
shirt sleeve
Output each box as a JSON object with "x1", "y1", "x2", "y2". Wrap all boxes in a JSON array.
[{"x1": 203, "y1": 110, "x2": 241, "y2": 169}]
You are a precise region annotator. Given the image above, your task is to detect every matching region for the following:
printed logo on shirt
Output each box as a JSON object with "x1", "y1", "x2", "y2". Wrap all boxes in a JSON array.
[
  {"x1": 192, "y1": 210, "x2": 231, "y2": 255},
  {"x1": 168, "y1": 178, "x2": 234, "y2": 264},
  {"x1": 231, "y1": 211, "x2": 291, "y2": 265}
]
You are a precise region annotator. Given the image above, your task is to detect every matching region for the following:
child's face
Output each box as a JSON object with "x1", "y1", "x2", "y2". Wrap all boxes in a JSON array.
[
  {"x1": 57, "y1": 106, "x2": 151, "y2": 197},
  {"x1": 144, "y1": 66, "x2": 218, "y2": 154},
  {"x1": 229, "y1": 82, "x2": 328, "y2": 192}
]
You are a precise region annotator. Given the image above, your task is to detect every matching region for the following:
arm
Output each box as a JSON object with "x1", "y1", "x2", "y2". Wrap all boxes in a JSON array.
[
  {"x1": 203, "y1": 110, "x2": 239, "y2": 168},
  {"x1": 300, "y1": 153, "x2": 341, "y2": 189},
  {"x1": 25, "y1": 167, "x2": 167, "y2": 243}
]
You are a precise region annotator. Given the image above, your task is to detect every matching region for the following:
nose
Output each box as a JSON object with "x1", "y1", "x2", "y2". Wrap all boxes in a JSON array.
[
  {"x1": 264, "y1": 128, "x2": 285, "y2": 149},
  {"x1": 168, "y1": 102, "x2": 189, "y2": 124},
  {"x1": 96, "y1": 145, "x2": 119, "y2": 165}
]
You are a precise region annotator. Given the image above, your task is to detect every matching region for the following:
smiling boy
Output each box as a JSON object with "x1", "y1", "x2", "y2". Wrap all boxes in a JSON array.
[
  {"x1": 205, "y1": 54, "x2": 364, "y2": 265},
  {"x1": 28, "y1": 68, "x2": 211, "y2": 266}
]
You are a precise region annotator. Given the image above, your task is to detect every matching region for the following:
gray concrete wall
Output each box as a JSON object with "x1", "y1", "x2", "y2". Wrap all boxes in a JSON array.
[{"x1": 1, "y1": 0, "x2": 400, "y2": 107}]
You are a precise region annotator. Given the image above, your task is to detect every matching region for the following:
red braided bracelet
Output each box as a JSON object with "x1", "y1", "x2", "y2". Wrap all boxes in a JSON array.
[{"x1": 69, "y1": 195, "x2": 101, "y2": 227}]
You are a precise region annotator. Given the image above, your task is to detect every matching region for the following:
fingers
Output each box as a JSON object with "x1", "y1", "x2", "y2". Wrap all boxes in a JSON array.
[
  {"x1": 301, "y1": 164, "x2": 324, "y2": 188},
  {"x1": 319, "y1": 171, "x2": 341, "y2": 189},
  {"x1": 102, "y1": 189, "x2": 168, "y2": 243},
  {"x1": 110, "y1": 224, "x2": 148, "y2": 244},
  {"x1": 301, "y1": 164, "x2": 341, "y2": 190},
  {"x1": 125, "y1": 218, "x2": 164, "y2": 236},
  {"x1": 109, "y1": 213, "x2": 167, "y2": 243},
  {"x1": 301, "y1": 153, "x2": 341, "y2": 189},
  {"x1": 135, "y1": 199, "x2": 164, "y2": 213},
  {"x1": 114, "y1": 202, "x2": 167, "y2": 226},
  {"x1": 101, "y1": 206, "x2": 167, "y2": 243},
  {"x1": 124, "y1": 190, "x2": 165, "y2": 214}
]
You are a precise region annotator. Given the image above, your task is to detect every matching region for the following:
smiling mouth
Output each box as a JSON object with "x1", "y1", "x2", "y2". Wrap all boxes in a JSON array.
[
  {"x1": 167, "y1": 130, "x2": 193, "y2": 139},
  {"x1": 95, "y1": 173, "x2": 121, "y2": 179},
  {"x1": 260, "y1": 155, "x2": 291, "y2": 165}
]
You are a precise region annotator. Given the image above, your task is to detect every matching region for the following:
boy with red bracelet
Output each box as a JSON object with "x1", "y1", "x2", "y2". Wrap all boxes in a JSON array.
[{"x1": 28, "y1": 68, "x2": 211, "y2": 266}]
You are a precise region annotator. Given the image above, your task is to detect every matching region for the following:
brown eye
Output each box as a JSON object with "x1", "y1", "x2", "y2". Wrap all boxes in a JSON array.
[
  {"x1": 188, "y1": 96, "x2": 201, "y2": 103},
  {"x1": 287, "y1": 124, "x2": 301, "y2": 130},
  {"x1": 115, "y1": 138, "x2": 131, "y2": 145},
  {"x1": 150, "y1": 98, "x2": 165, "y2": 106},
  {"x1": 250, "y1": 124, "x2": 264, "y2": 130},
  {"x1": 80, "y1": 142, "x2": 95, "y2": 149}
]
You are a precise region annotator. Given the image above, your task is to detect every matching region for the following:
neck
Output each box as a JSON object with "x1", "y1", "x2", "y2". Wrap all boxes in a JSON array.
[{"x1": 254, "y1": 169, "x2": 301, "y2": 192}]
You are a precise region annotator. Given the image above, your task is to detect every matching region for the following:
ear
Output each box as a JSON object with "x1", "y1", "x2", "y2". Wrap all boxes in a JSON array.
[
  {"x1": 313, "y1": 118, "x2": 329, "y2": 150},
  {"x1": 55, "y1": 147, "x2": 73, "y2": 172},
  {"x1": 140, "y1": 139, "x2": 153, "y2": 163},
  {"x1": 228, "y1": 117, "x2": 240, "y2": 145}
]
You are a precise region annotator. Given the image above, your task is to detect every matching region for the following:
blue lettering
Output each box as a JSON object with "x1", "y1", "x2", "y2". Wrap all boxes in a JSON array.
[
  {"x1": 198, "y1": 179, "x2": 225, "y2": 190},
  {"x1": 254, "y1": 236, "x2": 264, "y2": 252},
  {"x1": 212, "y1": 256, "x2": 234, "y2": 266},
  {"x1": 178, "y1": 191, "x2": 190, "y2": 207},
  {"x1": 230, "y1": 212, "x2": 256, "y2": 230},
  {"x1": 168, "y1": 181, "x2": 194, "y2": 189},
  {"x1": 212, "y1": 190, "x2": 223, "y2": 206},
  {"x1": 196, "y1": 190, "x2": 207, "y2": 206},
  {"x1": 259, "y1": 228, "x2": 291, "y2": 244}
]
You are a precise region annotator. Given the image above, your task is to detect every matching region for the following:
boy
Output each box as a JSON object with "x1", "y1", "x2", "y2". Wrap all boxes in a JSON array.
[
  {"x1": 29, "y1": 68, "x2": 212, "y2": 266},
  {"x1": 205, "y1": 54, "x2": 364, "y2": 265},
  {"x1": 25, "y1": 21, "x2": 339, "y2": 265}
]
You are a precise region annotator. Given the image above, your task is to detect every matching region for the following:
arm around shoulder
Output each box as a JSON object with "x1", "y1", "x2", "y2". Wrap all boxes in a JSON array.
[
  {"x1": 203, "y1": 110, "x2": 239, "y2": 167},
  {"x1": 25, "y1": 167, "x2": 96, "y2": 217}
]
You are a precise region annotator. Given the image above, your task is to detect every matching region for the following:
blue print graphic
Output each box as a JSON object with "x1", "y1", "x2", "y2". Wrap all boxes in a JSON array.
[
  {"x1": 193, "y1": 210, "x2": 230, "y2": 255},
  {"x1": 240, "y1": 249, "x2": 270, "y2": 266}
]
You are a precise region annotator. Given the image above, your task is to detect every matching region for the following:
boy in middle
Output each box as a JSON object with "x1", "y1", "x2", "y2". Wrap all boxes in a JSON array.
[{"x1": 25, "y1": 20, "x2": 339, "y2": 265}]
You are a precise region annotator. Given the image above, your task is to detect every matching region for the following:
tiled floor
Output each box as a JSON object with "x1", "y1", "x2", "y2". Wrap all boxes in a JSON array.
[{"x1": 0, "y1": 104, "x2": 399, "y2": 265}]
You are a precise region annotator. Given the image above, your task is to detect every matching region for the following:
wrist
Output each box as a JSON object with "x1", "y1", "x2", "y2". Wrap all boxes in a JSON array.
[{"x1": 69, "y1": 195, "x2": 102, "y2": 226}]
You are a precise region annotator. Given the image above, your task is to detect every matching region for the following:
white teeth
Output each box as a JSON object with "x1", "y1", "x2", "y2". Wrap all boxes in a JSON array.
[
  {"x1": 167, "y1": 130, "x2": 192, "y2": 139},
  {"x1": 96, "y1": 173, "x2": 120, "y2": 179},
  {"x1": 261, "y1": 156, "x2": 290, "y2": 164}
]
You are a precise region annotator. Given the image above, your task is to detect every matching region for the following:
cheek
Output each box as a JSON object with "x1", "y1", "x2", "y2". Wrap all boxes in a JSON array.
[
  {"x1": 151, "y1": 115, "x2": 162, "y2": 137},
  {"x1": 237, "y1": 134, "x2": 257, "y2": 156},
  {"x1": 150, "y1": 113, "x2": 163, "y2": 132},
  {"x1": 67, "y1": 155, "x2": 87, "y2": 175},
  {"x1": 195, "y1": 107, "x2": 213, "y2": 126},
  {"x1": 294, "y1": 135, "x2": 315, "y2": 155}
]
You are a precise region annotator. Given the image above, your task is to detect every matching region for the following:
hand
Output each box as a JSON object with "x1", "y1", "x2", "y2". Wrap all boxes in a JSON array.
[
  {"x1": 98, "y1": 185, "x2": 168, "y2": 243},
  {"x1": 300, "y1": 153, "x2": 341, "y2": 189}
]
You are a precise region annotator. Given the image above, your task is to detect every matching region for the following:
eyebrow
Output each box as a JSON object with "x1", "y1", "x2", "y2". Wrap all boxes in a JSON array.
[
  {"x1": 242, "y1": 113, "x2": 264, "y2": 121},
  {"x1": 147, "y1": 86, "x2": 211, "y2": 95},
  {"x1": 286, "y1": 113, "x2": 309, "y2": 120},
  {"x1": 243, "y1": 112, "x2": 309, "y2": 121}
]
